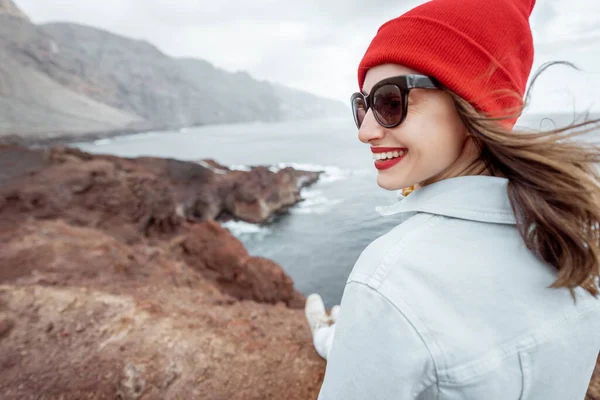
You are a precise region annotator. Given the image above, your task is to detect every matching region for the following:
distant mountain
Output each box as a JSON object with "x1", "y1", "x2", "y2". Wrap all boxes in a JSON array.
[
  {"x1": 175, "y1": 58, "x2": 348, "y2": 123},
  {"x1": 270, "y1": 83, "x2": 349, "y2": 121},
  {"x1": 0, "y1": 1, "x2": 347, "y2": 142}
]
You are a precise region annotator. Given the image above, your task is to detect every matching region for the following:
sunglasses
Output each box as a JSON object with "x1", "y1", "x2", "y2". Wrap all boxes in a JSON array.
[{"x1": 351, "y1": 74, "x2": 439, "y2": 129}]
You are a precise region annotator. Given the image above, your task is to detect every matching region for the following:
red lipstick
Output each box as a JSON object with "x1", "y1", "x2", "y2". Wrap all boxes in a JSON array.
[{"x1": 371, "y1": 147, "x2": 408, "y2": 171}]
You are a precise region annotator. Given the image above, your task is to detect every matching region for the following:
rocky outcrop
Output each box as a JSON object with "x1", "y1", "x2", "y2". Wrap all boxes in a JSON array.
[
  {"x1": 0, "y1": 144, "x2": 320, "y2": 297},
  {"x1": 0, "y1": 145, "x2": 326, "y2": 398},
  {"x1": 0, "y1": 220, "x2": 324, "y2": 399},
  {"x1": 0, "y1": 146, "x2": 321, "y2": 230}
]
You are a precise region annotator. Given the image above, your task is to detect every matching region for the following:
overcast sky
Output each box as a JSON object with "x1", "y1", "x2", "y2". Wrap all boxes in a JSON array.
[{"x1": 15, "y1": 0, "x2": 600, "y2": 114}]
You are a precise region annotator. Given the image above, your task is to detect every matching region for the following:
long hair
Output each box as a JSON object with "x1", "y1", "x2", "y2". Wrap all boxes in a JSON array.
[{"x1": 447, "y1": 62, "x2": 600, "y2": 299}]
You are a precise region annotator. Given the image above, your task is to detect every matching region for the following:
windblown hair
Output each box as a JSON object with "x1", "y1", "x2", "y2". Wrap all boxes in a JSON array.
[{"x1": 447, "y1": 62, "x2": 600, "y2": 299}]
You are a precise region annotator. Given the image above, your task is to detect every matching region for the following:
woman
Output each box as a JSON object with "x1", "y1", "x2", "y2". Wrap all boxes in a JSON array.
[{"x1": 305, "y1": 0, "x2": 600, "y2": 398}]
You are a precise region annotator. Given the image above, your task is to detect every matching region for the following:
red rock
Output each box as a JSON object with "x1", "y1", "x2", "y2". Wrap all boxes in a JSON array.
[
  {"x1": 180, "y1": 221, "x2": 304, "y2": 307},
  {"x1": 0, "y1": 145, "x2": 324, "y2": 399},
  {"x1": 0, "y1": 317, "x2": 14, "y2": 339},
  {"x1": 0, "y1": 154, "x2": 181, "y2": 242}
]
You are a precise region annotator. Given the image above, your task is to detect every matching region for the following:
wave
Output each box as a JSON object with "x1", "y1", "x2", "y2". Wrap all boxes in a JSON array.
[
  {"x1": 221, "y1": 220, "x2": 271, "y2": 239},
  {"x1": 228, "y1": 165, "x2": 252, "y2": 172},
  {"x1": 293, "y1": 188, "x2": 343, "y2": 215},
  {"x1": 222, "y1": 162, "x2": 371, "y2": 184},
  {"x1": 92, "y1": 138, "x2": 112, "y2": 146},
  {"x1": 196, "y1": 160, "x2": 228, "y2": 175},
  {"x1": 269, "y1": 163, "x2": 372, "y2": 184},
  {"x1": 115, "y1": 131, "x2": 163, "y2": 141}
]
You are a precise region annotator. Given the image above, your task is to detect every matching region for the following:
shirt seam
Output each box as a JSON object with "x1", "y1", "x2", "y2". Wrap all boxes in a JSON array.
[
  {"x1": 347, "y1": 280, "x2": 441, "y2": 397},
  {"x1": 347, "y1": 214, "x2": 438, "y2": 287},
  {"x1": 437, "y1": 303, "x2": 600, "y2": 384},
  {"x1": 378, "y1": 205, "x2": 516, "y2": 224},
  {"x1": 347, "y1": 214, "x2": 446, "y2": 399},
  {"x1": 367, "y1": 214, "x2": 440, "y2": 289}
]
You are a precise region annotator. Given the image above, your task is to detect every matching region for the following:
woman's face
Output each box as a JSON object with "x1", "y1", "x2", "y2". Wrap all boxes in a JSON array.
[{"x1": 359, "y1": 64, "x2": 472, "y2": 191}]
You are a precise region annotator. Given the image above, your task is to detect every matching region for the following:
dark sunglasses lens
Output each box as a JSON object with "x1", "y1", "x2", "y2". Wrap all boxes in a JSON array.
[
  {"x1": 351, "y1": 94, "x2": 367, "y2": 128},
  {"x1": 373, "y1": 85, "x2": 404, "y2": 127}
]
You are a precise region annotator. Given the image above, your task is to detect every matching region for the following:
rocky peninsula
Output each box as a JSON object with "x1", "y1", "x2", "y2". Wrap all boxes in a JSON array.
[{"x1": 0, "y1": 145, "x2": 326, "y2": 399}]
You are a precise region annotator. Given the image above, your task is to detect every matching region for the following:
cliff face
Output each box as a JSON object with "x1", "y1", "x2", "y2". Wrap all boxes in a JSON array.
[
  {"x1": 0, "y1": 2, "x2": 347, "y2": 143},
  {"x1": 0, "y1": 15, "x2": 151, "y2": 141},
  {"x1": 0, "y1": 0, "x2": 28, "y2": 20},
  {"x1": 0, "y1": 145, "x2": 326, "y2": 399}
]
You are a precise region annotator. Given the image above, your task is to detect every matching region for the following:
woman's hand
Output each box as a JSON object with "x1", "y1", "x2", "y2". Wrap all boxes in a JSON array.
[{"x1": 305, "y1": 293, "x2": 340, "y2": 360}]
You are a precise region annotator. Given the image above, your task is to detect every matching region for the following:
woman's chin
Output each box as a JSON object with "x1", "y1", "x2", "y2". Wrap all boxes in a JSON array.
[{"x1": 376, "y1": 174, "x2": 409, "y2": 191}]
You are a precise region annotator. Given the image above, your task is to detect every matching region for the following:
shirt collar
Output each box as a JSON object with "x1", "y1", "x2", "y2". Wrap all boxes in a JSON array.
[{"x1": 376, "y1": 176, "x2": 517, "y2": 225}]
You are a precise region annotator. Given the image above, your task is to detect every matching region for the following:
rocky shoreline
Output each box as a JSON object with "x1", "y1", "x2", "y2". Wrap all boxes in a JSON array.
[
  {"x1": 1, "y1": 144, "x2": 599, "y2": 399},
  {"x1": 0, "y1": 145, "x2": 325, "y2": 399}
]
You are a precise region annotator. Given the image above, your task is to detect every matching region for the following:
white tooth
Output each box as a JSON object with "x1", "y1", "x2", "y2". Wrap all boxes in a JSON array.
[
  {"x1": 386, "y1": 152, "x2": 393, "y2": 159},
  {"x1": 378, "y1": 153, "x2": 385, "y2": 160},
  {"x1": 393, "y1": 151, "x2": 400, "y2": 157}
]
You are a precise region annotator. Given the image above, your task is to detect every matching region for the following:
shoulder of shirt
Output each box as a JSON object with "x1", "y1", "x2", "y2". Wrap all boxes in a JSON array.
[
  {"x1": 345, "y1": 213, "x2": 471, "y2": 373},
  {"x1": 348, "y1": 212, "x2": 446, "y2": 285}
]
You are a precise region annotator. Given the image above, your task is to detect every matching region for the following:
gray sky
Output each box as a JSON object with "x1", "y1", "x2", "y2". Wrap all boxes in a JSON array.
[{"x1": 15, "y1": 0, "x2": 600, "y2": 113}]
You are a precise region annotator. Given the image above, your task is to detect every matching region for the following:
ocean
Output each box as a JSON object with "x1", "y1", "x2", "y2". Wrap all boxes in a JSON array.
[{"x1": 73, "y1": 113, "x2": 598, "y2": 307}]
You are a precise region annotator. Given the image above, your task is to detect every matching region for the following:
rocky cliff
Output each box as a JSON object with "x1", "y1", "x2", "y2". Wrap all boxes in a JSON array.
[
  {"x1": 0, "y1": 2, "x2": 347, "y2": 143},
  {"x1": 0, "y1": 145, "x2": 326, "y2": 399}
]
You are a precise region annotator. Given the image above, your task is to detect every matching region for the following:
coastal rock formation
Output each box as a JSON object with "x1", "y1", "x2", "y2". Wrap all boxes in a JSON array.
[
  {"x1": 0, "y1": 145, "x2": 325, "y2": 398},
  {"x1": 0, "y1": 144, "x2": 319, "y2": 302},
  {"x1": 0, "y1": 146, "x2": 321, "y2": 231},
  {"x1": 0, "y1": 220, "x2": 324, "y2": 399}
]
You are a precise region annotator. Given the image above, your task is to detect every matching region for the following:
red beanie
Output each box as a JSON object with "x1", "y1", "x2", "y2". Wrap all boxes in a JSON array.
[{"x1": 358, "y1": 0, "x2": 536, "y2": 128}]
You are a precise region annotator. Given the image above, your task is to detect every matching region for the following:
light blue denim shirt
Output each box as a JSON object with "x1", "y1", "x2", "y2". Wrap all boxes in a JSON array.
[{"x1": 319, "y1": 176, "x2": 600, "y2": 400}]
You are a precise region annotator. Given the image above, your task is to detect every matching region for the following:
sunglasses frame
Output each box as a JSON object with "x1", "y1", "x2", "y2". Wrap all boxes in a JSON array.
[{"x1": 351, "y1": 74, "x2": 439, "y2": 129}]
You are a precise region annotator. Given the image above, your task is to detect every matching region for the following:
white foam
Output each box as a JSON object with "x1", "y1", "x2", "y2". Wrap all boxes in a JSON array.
[
  {"x1": 221, "y1": 220, "x2": 271, "y2": 239},
  {"x1": 228, "y1": 165, "x2": 252, "y2": 172},
  {"x1": 108, "y1": 131, "x2": 161, "y2": 143},
  {"x1": 293, "y1": 188, "x2": 343, "y2": 215},
  {"x1": 197, "y1": 160, "x2": 228, "y2": 175},
  {"x1": 270, "y1": 163, "x2": 372, "y2": 184},
  {"x1": 92, "y1": 138, "x2": 112, "y2": 146}
]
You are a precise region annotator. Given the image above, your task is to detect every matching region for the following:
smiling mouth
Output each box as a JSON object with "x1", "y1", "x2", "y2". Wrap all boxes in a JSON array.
[
  {"x1": 370, "y1": 147, "x2": 408, "y2": 171},
  {"x1": 372, "y1": 149, "x2": 408, "y2": 161}
]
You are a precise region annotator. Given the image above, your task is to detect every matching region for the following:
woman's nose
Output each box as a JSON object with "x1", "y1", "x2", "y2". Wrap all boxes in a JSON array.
[{"x1": 358, "y1": 109, "x2": 385, "y2": 144}]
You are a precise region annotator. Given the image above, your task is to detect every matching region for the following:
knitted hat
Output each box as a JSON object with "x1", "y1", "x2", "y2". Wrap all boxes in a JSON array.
[{"x1": 358, "y1": 0, "x2": 536, "y2": 128}]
